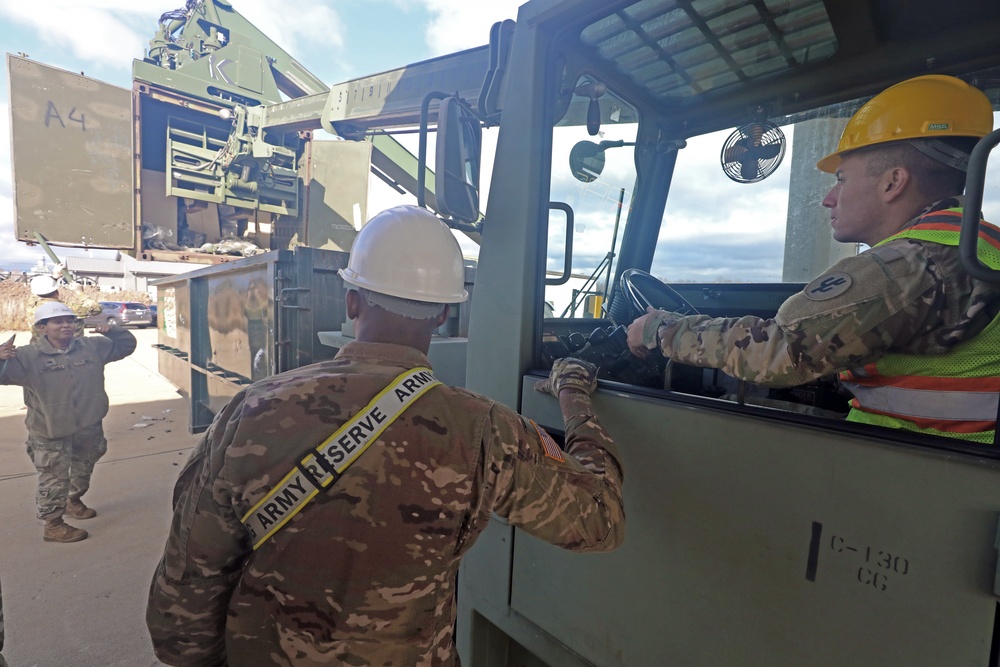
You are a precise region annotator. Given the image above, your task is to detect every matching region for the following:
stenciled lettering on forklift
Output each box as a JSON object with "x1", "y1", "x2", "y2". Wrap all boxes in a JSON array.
[
  {"x1": 341, "y1": 82, "x2": 391, "y2": 104},
  {"x1": 830, "y1": 533, "x2": 910, "y2": 592},
  {"x1": 44, "y1": 101, "x2": 86, "y2": 132},
  {"x1": 207, "y1": 54, "x2": 235, "y2": 85}
]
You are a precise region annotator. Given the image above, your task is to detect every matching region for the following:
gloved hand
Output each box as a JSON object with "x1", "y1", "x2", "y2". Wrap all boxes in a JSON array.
[{"x1": 534, "y1": 357, "x2": 599, "y2": 397}]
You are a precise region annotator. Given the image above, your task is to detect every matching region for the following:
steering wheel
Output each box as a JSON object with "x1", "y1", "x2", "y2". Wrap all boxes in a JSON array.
[{"x1": 616, "y1": 268, "x2": 700, "y2": 323}]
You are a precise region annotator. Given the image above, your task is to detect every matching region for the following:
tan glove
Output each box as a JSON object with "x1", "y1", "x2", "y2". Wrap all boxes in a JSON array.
[{"x1": 534, "y1": 357, "x2": 599, "y2": 397}]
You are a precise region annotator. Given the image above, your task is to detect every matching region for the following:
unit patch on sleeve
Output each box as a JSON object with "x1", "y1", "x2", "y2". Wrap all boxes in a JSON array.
[{"x1": 803, "y1": 271, "x2": 853, "y2": 301}]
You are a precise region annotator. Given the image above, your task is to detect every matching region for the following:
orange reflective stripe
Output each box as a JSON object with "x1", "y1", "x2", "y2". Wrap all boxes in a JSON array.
[
  {"x1": 839, "y1": 362, "x2": 877, "y2": 381},
  {"x1": 844, "y1": 208, "x2": 1000, "y2": 440},
  {"x1": 903, "y1": 211, "x2": 1000, "y2": 251},
  {"x1": 907, "y1": 223, "x2": 1000, "y2": 252}
]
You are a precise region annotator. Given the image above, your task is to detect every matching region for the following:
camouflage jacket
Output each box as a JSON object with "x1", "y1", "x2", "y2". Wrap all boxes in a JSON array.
[
  {"x1": 147, "y1": 341, "x2": 624, "y2": 666},
  {"x1": 25, "y1": 292, "x2": 102, "y2": 342},
  {"x1": 641, "y1": 198, "x2": 1000, "y2": 386},
  {"x1": 0, "y1": 327, "x2": 136, "y2": 439}
]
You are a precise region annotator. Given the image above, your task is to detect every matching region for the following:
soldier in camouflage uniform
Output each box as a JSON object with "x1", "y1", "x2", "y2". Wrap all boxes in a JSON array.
[
  {"x1": 25, "y1": 274, "x2": 102, "y2": 342},
  {"x1": 628, "y1": 75, "x2": 1000, "y2": 443},
  {"x1": 146, "y1": 206, "x2": 625, "y2": 666},
  {"x1": 0, "y1": 302, "x2": 137, "y2": 542}
]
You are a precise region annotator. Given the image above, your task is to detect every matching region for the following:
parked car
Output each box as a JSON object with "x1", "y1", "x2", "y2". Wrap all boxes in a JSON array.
[
  {"x1": 83, "y1": 301, "x2": 154, "y2": 328},
  {"x1": 149, "y1": 304, "x2": 158, "y2": 326}
]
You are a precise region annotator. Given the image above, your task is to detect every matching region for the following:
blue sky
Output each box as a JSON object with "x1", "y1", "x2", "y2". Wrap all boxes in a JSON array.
[{"x1": 0, "y1": 0, "x2": 522, "y2": 270}]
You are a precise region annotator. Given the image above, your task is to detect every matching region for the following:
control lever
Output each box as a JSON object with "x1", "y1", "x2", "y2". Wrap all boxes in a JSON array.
[{"x1": 542, "y1": 325, "x2": 665, "y2": 387}]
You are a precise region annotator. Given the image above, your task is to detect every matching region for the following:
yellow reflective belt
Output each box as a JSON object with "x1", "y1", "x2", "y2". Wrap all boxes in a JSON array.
[{"x1": 241, "y1": 367, "x2": 441, "y2": 549}]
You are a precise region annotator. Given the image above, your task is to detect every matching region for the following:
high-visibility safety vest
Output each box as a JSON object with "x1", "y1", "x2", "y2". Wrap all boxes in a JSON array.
[{"x1": 839, "y1": 207, "x2": 1000, "y2": 444}]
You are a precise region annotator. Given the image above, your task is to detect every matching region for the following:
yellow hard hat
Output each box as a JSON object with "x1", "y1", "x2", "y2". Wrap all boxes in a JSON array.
[{"x1": 817, "y1": 75, "x2": 994, "y2": 173}]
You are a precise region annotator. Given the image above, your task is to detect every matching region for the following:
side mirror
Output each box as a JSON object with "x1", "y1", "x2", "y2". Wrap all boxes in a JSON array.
[
  {"x1": 569, "y1": 141, "x2": 606, "y2": 182},
  {"x1": 436, "y1": 96, "x2": 482, "y2": 223},
  {"x1": 569, "y1": 139, "x2": 631, "y2": 183}
]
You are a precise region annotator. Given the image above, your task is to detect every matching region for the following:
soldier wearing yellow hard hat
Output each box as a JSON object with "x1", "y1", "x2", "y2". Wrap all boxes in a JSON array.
[
  {"x1": 628, "y1": 74, "x2": 1000, "y2": 442},
  {"x1": 816, "y1": 74, "x2": 993, "y2": 173}
]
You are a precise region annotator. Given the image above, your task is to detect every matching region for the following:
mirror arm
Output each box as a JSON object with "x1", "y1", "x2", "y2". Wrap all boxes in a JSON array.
[{"x1": 418, "y1": 91, "x2": 450, "y2": 209}]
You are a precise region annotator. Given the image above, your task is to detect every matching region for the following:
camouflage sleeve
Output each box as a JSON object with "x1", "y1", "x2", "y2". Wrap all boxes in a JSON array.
[
  {"x1": 488, "y1": 391, "x2": 625, "y2": 553},
  {"x1": 64, "y1": 293, "x2": 102, "y2": 319},
  {"x1": 646, "y1": 244, "x2": 939, "y2": 386},
  {"x1": 94, "y1": 326, "x2": 137, "y2": 362},
  {"x1": 0, "y1": 352, "x2": 28, "y2": 387},
  {"x1": 147, "y1": 392, "x2": 251, "y2": 666},
  {"x1": 23, "y1": 296, "x2": 43, "y2": 337},
  {"x1": 83, "y1": 296, "x2": 103, "y2": 317}
]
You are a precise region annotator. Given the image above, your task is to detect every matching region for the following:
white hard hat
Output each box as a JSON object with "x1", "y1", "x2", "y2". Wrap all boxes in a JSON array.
[
  {"x1": 30, "y1": 275, "x2": 58, "y2": 296},
  {"x1": 34, "y1": 301, "x2": 76, "y2": 324},
  {"x1": 339, "y1": 206, "x2": 469, "y2": 303}
]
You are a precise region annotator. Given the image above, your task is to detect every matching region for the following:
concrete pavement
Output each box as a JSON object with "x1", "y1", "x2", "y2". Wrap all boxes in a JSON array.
[{"x1": 0, "y1": 328, "x2": 201, "y2": 667}]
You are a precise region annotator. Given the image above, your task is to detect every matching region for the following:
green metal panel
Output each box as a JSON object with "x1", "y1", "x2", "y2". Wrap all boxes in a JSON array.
[
  {"x1": 457, "y1": 3, "x2": 1000, "y2": 661},
  {"x1": 462, "y1": 380, "x2": 1000, "y2": 666},
  {"x1": 152, "y1": 247, "x2": 350, "y2": 432},
  {"x1": 303, "y1": 140, "x2": 371, "y2": 250},
  {"x1": 319, "y1": 46, "x2": 491, "y2": 136},
  {"x1": 235, "y1": 46, "x2": 264, "y2": 94},
  {"x1": 154, "y1": 285, "x2": 192, "y2": 398},
  {"x1": 134, "y1": 0, "x2": 326, "y2": 106},
  {"x1": 7, "y1": 54, "x2": 133, "y2": 249}
]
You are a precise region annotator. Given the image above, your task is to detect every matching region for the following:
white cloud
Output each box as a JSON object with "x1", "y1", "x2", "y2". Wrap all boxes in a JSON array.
[
  {"x1": 415, "y1": 0, "x2": 522, "y2": 55},
  {"x1": 231, "y1": 0, "x2": 345, "y2": 56},
  {"x1": 0, "y1": 0, "x2": 162, "y2": 70},
  {"x1": 0, "y1": 0, "x2": 346, "y2": 73}
]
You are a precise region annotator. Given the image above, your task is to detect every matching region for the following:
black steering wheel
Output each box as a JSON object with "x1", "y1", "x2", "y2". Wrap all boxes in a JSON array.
[{"x1": 616, "y1": 268, "x2": 700, "y2": 323}]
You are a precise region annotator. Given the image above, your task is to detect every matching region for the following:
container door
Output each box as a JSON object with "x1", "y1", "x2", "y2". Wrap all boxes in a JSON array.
[{"x1": 7, "y1": 55, "x2": 133, "y2": 249}]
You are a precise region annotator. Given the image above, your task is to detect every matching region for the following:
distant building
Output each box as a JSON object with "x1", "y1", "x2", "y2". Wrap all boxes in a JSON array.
[{"x1": 65, "y1": 253, "x2": 194, "y2": 295}]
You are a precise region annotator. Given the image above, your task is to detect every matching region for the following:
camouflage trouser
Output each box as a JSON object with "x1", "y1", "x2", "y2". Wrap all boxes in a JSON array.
[{"x1": 26, "y1": 423, "x2": 108, "y2": 520}]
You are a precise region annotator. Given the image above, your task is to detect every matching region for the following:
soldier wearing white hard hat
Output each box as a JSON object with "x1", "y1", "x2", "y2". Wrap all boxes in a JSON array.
[
  {"x1": 148, "y1": 205, "x2": 626, "y2": 665},
  {"x1": 29, "y1": 275, "x2": 58, "y2": 297},
  {"x1": 0, "y1": 299, "x2": 136, "y2": 543},
  {"x1": 24, "y1": 272, "x2": 101, "y2": 343}
]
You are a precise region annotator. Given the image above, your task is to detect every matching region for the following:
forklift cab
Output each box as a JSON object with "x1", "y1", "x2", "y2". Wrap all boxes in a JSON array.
[
  {"x1": 530, "y1": 29, "x2": 1000, "y2": 434},
  {"x1": 457, "y1": 1, "x2": 1000, "y2": 665}
]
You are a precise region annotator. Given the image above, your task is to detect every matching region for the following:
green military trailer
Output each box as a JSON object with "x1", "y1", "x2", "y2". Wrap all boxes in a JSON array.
[
  {"x1": 7, "y1": 0, "x2": 488, "y2": 266},
  {"x1": 7, "y1": 0, "x2": 489, "y2": 434},
  {"x1": 452, "y1": 0, "x2": 1000, "y2": 665}
]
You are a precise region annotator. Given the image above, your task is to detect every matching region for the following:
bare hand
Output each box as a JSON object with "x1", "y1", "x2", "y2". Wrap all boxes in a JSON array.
[
  {"x1": 92, "y1": 324, "x2": 112, "y2": 334},
  {"x1": 0, "y1": 335, "x2": 15, "y2": 360},
  {"x1": 627, "y1": 307, "x2": 659, "y2": 359}
]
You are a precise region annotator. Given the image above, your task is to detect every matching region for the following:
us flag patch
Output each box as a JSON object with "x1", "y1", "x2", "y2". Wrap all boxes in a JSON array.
[{"x1": 529, "y1": 420, "x2": 564, "y2": 462}]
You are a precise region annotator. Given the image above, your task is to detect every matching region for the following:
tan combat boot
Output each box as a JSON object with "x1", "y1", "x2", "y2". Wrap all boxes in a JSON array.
[
  {"x1": 43, "y1": 518, "x2": 88, "y2": 543},
  {"x1": 65, "y1": 498, "x2": 97, "y2": 519}
]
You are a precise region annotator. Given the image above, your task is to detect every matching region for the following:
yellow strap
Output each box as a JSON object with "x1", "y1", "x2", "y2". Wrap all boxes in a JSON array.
[{"x1": 241, "y1": 367, "x2": 440, "y2": 549}]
